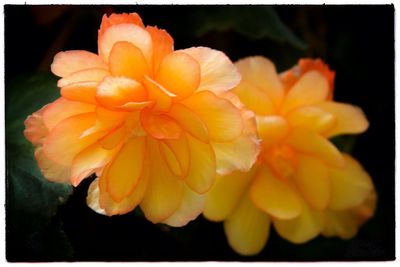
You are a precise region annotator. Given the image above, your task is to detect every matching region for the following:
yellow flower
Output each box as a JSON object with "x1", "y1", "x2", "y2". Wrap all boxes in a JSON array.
[
  {"x1": 203, "y1": 56, "x2": 376, "y2": 255},
  {"x1": 23, "y1": 13, "x2": 260, "y2": 226}
]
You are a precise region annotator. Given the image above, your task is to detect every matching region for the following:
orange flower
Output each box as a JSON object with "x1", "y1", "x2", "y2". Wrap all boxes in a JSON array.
[
  {"x1": 24, "y1": 13, "x2": 260, "y2": 226},
  {"x1": 203, "y1": 56, "x2": 376, "y2": 255}
]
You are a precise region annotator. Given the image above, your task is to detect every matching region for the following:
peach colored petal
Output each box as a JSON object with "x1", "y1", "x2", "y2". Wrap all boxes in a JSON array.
[
  {"x1": 235, "y1": 56, "x2": 284, "y2": 107},
  {"x1": 286, "y1": 127, "x2": 344, "y2": 168},
  {"x1": 99, "y1": 23, "x2": 152, "y2": 63},
  {"x1": 328, "y1": 154, "x2": 374, "y2": 210},
  {"x1": 256, "y1": 116, "x2": 289, "y2": 149},
  {"x1": 185, "y1": 134, "x2": 216, "y2": 194},
  {"x1": 146, "y1": 26, "x2": 174, "y2": 74},
  {"x1": 156, "y1": 51, "x2": 200, "y2": 100},
  {"x1": 106, "y1": 137, "x2": 146, "y2": 202},
  {"x1": 60, "y1": 81, "x2": 99, "y2": 104},
  {"x1": 182, "y1": 91, "x2": 243, "y2": 142},
  {"x1": 34, "y1": 147, "x2": 71, "y2": 184},
  {"x1": 250, "y1": 166, "x2": 302, "y2": 220},
  {"x1": 281, "y1": 71, "x2": 329, "y2": 114},
  {"x1": 317, "y1": 102, "x2": 369, "y2": 138},
  {"x1": 24, "y1": 105, "x2": 49, "y2": 145},
  {"x1": 274, "y1": 202, "x2": 323, "y2": 244},
  {"x1": 57, "y1": 68, "x2": 109, "y2": 88},
  {"x1": 233, "y1": 80, "x2": 276, "y2": 116},
  {"x1": 99, "y1": 125, "x2": 127, "y2": 150},
  {"x1": 181, "y1": 47, "x2": 241, "y2": 93},
  {"x1": 86, "y1": 178, "x2": 106, "y2": 215},
  {"x1": 42, "y1": 98, "x2": 95, "y2": 130},
  {"x1": 98, "y1": 13, "x2": 144, "y2": 39},
  {"x1": 140, "y1": 108, "x2": 182, "y2": 140},
  {"x1": 224, "y1": 192, "x2": 271, "y2": 256},
  {"x1": 143, "y1": 75, "x2": 173, "y2": 112},
  {"x1": 286, "y1": 106, "x2": 335, "y2": 134},
  {"x1": 167, "y1": 103, "x2": 209, "y2": 143},
  {"x1": 109, "y1": 41, "x2": 150, "y2": 82},
  {"x1": 204, "y1": 167, "x2": 257, "y2": 222},
  {"x1": 159, "y1": 135, "x2": 190, "y2": 178},
  {"x1": 96, "y1": 76, "x2": 147, "y2": 110},
  {"x1": 43, "y1": 113, "x2": 103, "y2": 165},
  {"x1": 51, "y1": 50, "x2": 107, "y2": 78},
  {"x1": 162, "y1": 184, "x2": 204, "y2": 227},
  {"x1": 71, "y1": 142, "x2": 121, "y2": 186},
  {"x1": 294, "y1": 154, "x2": 330, "y2": 210},
  {"x1": 140, "y1": 138, "x2": 183, "y2": 223}
]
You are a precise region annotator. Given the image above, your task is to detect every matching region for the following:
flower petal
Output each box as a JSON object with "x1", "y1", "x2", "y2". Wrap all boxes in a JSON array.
[
  {"x1": 140, "y1": 138, "x2": 183, "y2": 223},
  {"x1": 99, "y1": 13, "x2": 144, "y2": 37},
  {"x1": 99, "y1": 23, "x2": 152, "y2": 63},
  {"x1": 143, "y1": 75, "x2": 173, "y2": 112},
  {"x1": 286, "y1": 106, "x2": 335, "y2": 134},
  {"x1": 182, "y1": 91, "x2": 243, "y2": 142},
  {"x1": 160, "y1": 134, "x2": 190, "y2": 178},
  {"x1": 43, "y1": 113, "x2": 103, "y2": 165},
  {"x1": 61, "y1": 82, "x2": 99, "y2": 104},
  {"x1": 99, "y1": 125, "x2": 127, "y2": 150},
  {"x1": 109, "y1": 41, "x2": 150, "y2": 82},
  {"x1": 286, "y1": 127, "x2": 344, "y2": 168},
  {"x1": 256, "y1": 115, "x2": 290, "y2": 149},
  {"x1": 181, "y1": 47, "x2": 240, "y2": 93},
  {"x1": 250, "y1": 166, "x2": 302, "y2": 220},
  {"x1": 162, "y1": 185, "x2": 204, "y2": 227},
  {"x1": 156, "y1": 51, "x2": 200, "y2": 100},
  {"x1": 235, "y1": 56, "x2": 284, "y2": 107},
  {"x1": 57, "y1": 68, "x2": 109, "y2": 88},
  {"x1": 274, "y1": 203, "x2": 323, "y2": 244},
  {"x1": 86, "y1": 178, "x2": 106, "y2": 215},
  {"x1": 24, "y1": 105, "x2": 49, "y2": 145},
  {"x1": 106, "y1": 137, "x2": 147, "y2": 202},
  {"x1": 167, "y1": 103, "x2": 209, "y2": 143},
  {"x1": 204, "y1": 167, "x2": 257, "y2": 222},
  {"x1": 146, "y1": 26, "x2": 174, "y2": 74},
  {"x1": 294, "y1": 154, "x2": 330, "y2": 210},
  {"x1": 42, "y1": 98, "x2": 95, "y2": 130},
  {"x1": 328, "y1": 154, "x2": 374, "y2": 210},
  {"x1": 96, "y1": 76, "x2": 148, "y2": 109},
  {"x1": 71, "y1": 142, "x2": 120, "y2": 186},
  {"x1": 281, "y1": 71, "x2": 329, "y2": 114},
  {"x1": 140, "y1": 108, "x2": 182, "y2": 140},
  {"x1": 51, "y1": 50, "x2": 107, "y2": 78},
  {"x1": 184, "y1": 134, "x2": 216, "y2": 194},
  {"x1": 34, "y1": 147, "x2": 71, "y2": 183},
  {"x1": 224, "y1": 192, "x2": 271, "y2": 256},
  {"x1": 317, "y1": 102, "x2": 369, "y2": 137}
]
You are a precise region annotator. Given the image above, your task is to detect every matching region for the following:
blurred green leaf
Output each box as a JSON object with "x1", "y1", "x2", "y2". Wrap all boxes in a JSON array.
[
  {"x1": 330, "y1": 135, "x2": 358, "y2": 154},
  {"x1": 6, "y1": 73, "x2": 74, "y2": 261},
  {"x1": 190, "y1": 6, "x2": 307, "y2": 50}
]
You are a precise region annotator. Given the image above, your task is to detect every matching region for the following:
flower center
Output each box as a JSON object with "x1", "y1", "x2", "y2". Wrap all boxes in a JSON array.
[{"x1": 264, "y1": 144, "x2": 298, "y2": 180}]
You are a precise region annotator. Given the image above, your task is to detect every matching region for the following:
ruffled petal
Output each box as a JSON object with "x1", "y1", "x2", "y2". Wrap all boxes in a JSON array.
[
  {"x1": 204, "y1": 167, "x2": 257, "y2": 222},
  {"x1": 156, "y1": 51, "x2": 200, "y2": 100},
  {"x1": 42, "y1": 98, "x2": 95, "y2": 130},
  {"x1": 317, "y1": 102, "x2": 369, "y2": 137},
  {"x1": 250, "y1": 166, "x2": 302, "y2": 220},
  {"x1": 146, "y1": 26, "x2": 173, "y2": 74},
  {"x1": 99, "y1": 125, "x2": 127, "y2": 150},
  {"x1": 105, "y1": 137, "x2": 147, "y2": 202},
  {"x1": 235, "y1": 56, "x2": 284, "y2": 107},
  {"x1": 99, "y1": 13, "x2": 144, "y2": 37},
  {"x1": 162, "y1": 184, "x2": 204, "y2": 227},
  {"x1": 286, "y1": 127, "x2": 344, "y2": 168},
  {"x1": 57, "y1": 68, "x2": 109, "y2": 88},
  {"x1": 42, "y1": 113, "x2": 103, "y2": 165},
  {"x1": 328, "y1": 154, "x2": 374, "y2": 210},
  {"x1": 109, "y1": 41, "x2": 150, "y2": 82},
  {"x1": 160, "y1": 135, "x2": 190, "y2": 178},
  {"x1": 185, "y1": 134, "x2": 216, "y2": 194},
  {"x1": 256, "y1": 116, "x2": 289, "y2": 149},
  {"x1": 34, "y1": 147, "x2": 71, "y2": 183},
  {"x1": 140, "y1": 138, "x2": 183, "y2": 223},
  {"x1": 286, "y1": 106, "x2": 335, "y2": 134},
  {"x1": 24, "y1": 105, "x2": 49, "y2": 145},
  {"x1": 224, "y1": 192, "x2": 271, "y2": 256},
  {"x1": 181, "y1": 47, "x2": 240, "y2": 93},
  {"x1": 294, "y1": 154, "x2": 330, "y2": 210},
  {"x1": 182, "y1": 91, "x2": 243, "y2": 142},
  {"x1": 61, "y1": 82, "x2": 99, "y2": 104},
  {"x1": 143, "y1": 75, "x2": 173, "y2": 112},
  {"x1": 51, "y1": 50, "x2": 107, "y2": 78},
  {"x1": 274, "y1": 202, "x2": 323, "y2": 244},
  {"x1": 140, "y1": 108, "x2": 182, "y2": 140},
  {"x1": 281, "y1": 71, "x2": 329, "y2": 114},
  {"x1": 99, "y1": 23, "x2": 152, "y2": 63}
]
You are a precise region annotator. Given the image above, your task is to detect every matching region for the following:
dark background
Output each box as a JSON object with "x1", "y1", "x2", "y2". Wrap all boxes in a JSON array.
[{"x1": 5, "y1": 5, "x2": 395, "y2": 261}]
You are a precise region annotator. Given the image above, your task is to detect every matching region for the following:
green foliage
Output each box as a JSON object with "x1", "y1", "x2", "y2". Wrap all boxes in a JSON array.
[{"x1": 6, "y1": 73, "x2": 74, "y2": 261}]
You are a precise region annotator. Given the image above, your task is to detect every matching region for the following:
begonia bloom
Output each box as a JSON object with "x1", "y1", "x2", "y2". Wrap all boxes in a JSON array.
[
  {"x1": 24, "y1": 13, "x2": 259, "y2": 227},
  {"x1": 204, "y1": 56, "x2": 376, "y2": 255}
]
